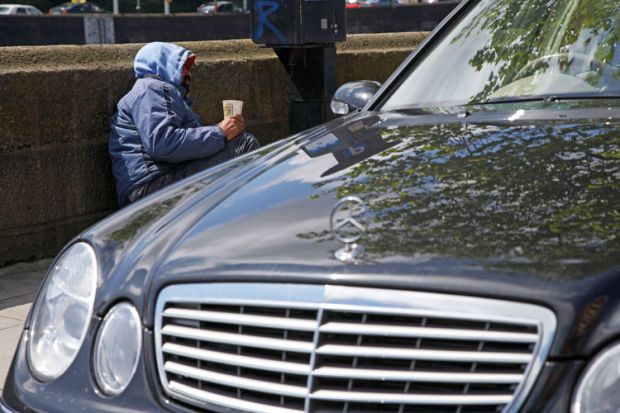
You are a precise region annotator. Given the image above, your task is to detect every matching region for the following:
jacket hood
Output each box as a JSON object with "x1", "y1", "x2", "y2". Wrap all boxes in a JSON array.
[{"x1": 133, "y1": 42, "x2": 192, "y2": 87}]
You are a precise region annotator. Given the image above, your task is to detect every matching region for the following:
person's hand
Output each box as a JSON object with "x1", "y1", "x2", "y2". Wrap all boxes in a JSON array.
[{"x1": 218, "y1": 115, "x2": 245, "y2": 141}]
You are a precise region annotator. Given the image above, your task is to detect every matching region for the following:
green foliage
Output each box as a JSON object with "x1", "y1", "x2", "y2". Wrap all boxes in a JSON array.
[{"x1": 455, "y1": 0, "x2": 620, "y2": 102}]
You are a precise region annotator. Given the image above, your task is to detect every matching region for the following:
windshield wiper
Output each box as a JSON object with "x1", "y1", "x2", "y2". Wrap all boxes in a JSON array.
[
  {"x1": 475, "y1": 93, "x2": 620, "y2": 105},
  {"x1": 475, "y1": 96, "x2": 549, "y2": 105}
]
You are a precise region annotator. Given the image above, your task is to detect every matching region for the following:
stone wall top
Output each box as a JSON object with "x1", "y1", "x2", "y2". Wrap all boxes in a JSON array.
[{"x1": 0, "y1": 33, "x2": 426, "y2": 73}]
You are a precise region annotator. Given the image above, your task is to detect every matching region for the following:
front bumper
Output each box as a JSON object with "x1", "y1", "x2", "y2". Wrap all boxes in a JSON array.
[
  {"x1": 3, "y1": 358, "x2": 583, "y2": 413},
  {"x1": 0, "y1": 399, "x2": 19, "y2": 413},
  {"x1": 3, "y1": 323, "x2": 586, "y2": 413},
  {"x1": 2, "y1": 329, "x2": 167, "y2": 413}
]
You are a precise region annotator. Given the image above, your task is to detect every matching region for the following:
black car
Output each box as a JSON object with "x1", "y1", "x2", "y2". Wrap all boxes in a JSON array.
[
  {"x1": 48, "y1": 1, "x2": 106, "y2": 15},
  {"x1": 2, "y1": 0, "x2": 620, "y2": 412}
]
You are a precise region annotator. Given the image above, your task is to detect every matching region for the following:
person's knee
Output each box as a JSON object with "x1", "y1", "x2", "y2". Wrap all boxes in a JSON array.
[
  {"x1": 245, "y1": 132, "x2": 260, "y2": 148},
  {"x1": 250, "y1": 137, "x2": 260, "y2": 151},
  {"x1": 237, "y1": 132, "x2": 260, "y2": 154}
]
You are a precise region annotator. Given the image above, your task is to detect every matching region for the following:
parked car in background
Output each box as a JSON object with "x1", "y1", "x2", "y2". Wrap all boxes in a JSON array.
[
  {"x1": 0, "y1": 4, "x2": 42, "y2": 14},
  {"x1": 346, "y1": 0, "x2": 362, "y2": 8},
  {"x1": 2, "y1": 0, "x2": 620, "y2": 413},
  {"x1": 398, "y1": 0, "x2": 460, "y2": 4},
  {"x1": 360, "y1": 0, "x2": 398, "y2": 6},
  {"x1": 48, "y1": 1, "x2": 106, "y2": 14},
  {"x1": 196, "y1": 1, "x2": 242, "y2": 14}
]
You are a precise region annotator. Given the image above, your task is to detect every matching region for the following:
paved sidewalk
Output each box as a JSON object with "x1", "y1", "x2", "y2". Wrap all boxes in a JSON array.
[{"x1": 0, "y1": 259, "x2": 51, "y2": 396}]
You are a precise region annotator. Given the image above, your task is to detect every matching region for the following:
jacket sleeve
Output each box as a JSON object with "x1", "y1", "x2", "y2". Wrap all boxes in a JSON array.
[{"x1": 132, "y1": 80, "x2": 226, "y2": 163}]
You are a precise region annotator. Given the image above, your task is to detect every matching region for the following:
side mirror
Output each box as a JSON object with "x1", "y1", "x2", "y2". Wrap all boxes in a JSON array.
[{"x1": 330, "y1": 80, "x2": 382, "y2": 116}]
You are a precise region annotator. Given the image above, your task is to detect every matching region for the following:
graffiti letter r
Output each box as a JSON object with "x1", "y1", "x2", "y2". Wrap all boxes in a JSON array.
[{"x1": 254, "y1": 0, "x2": 286, "y2": 44}]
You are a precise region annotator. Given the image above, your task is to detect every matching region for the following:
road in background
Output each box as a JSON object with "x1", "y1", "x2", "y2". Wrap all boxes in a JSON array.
[{"x1": 0, "y1": 3, "x2": 458, "y2": 46}]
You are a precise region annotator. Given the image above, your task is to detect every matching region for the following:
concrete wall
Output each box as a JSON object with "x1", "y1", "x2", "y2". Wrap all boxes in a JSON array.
[{"x1": 0, "y1": 32, "x2": 427, "y2": 266}]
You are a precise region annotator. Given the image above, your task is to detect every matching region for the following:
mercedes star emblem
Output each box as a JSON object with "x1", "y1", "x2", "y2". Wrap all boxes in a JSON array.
[{"x1": 330, "y1": 196, "x2": 368, "y2": 262}]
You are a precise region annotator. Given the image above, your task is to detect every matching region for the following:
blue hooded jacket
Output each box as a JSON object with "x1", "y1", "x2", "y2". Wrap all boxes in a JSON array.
[{"x1": 109, "y1": 42, "x2": 226, "y2": 206}]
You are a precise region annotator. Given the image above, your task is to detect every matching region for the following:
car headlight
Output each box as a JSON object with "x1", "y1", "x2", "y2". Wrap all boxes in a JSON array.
[
  {"x1": 27, "y1": 242, "x2": 98, "y2": 381},
  {"x1": 94, "y1": 302, "x2": 142, "y2": 396},
  {"x1": 572, "y1": 340, "x2": 620, "y2": 413}
]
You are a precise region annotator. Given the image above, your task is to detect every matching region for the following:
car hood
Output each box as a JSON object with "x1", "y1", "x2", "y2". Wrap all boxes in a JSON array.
[
  {"x1": 86, "y1": 104, "x2": 620, "y2": 355},
  {"x1": 159, "y1": 106, "x2": 619, "y2": 277}
]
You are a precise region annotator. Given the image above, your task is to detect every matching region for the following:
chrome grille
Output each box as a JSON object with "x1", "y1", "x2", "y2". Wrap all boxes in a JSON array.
[{"x1": 154, "y1": 284, "x2": 556, "y2": 413}]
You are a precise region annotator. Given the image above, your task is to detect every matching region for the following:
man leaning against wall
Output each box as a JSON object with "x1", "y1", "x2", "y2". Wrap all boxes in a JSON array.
[{"x1": 108, "y1": 41, "x2": 259, "y2": 207}]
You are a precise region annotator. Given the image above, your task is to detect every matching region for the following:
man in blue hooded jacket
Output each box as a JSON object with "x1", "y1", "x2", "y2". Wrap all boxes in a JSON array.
[{"x1": 109, "y1": 42, "x2": 259, "y2": 207}]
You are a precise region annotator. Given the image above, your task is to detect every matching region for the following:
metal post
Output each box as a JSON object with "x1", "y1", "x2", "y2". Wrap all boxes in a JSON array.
[
  {"x1": 164, "y1": 0, "x2": 170, "y2": 14},
  {"x1": 274, "y1": 45, "x2": 337, "y2": 134},
  {"x1": 136, "y1": 0, "x2": 141, "y2": 12},
  {"x1": 112, "y1": 0, "x2": 118, "y2": 14}
]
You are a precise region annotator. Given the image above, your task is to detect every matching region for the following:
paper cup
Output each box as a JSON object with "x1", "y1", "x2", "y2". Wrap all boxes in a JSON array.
[{"x1": 223, "y1": 100, "x2": 243, "y2": 117}]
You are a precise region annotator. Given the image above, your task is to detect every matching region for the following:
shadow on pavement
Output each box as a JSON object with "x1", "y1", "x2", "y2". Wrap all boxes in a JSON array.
[{"x1": 0, "y1": 260, "x2": 51, "y2": 312}]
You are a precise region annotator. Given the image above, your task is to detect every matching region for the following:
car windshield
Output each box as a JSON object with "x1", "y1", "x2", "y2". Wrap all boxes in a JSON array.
[
  {"x1": 0, "y1": 6, "x2": 11, "y2": 13},
  {"x1": 382, "y1": 0, "x2": 620, "y2": 110}
]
